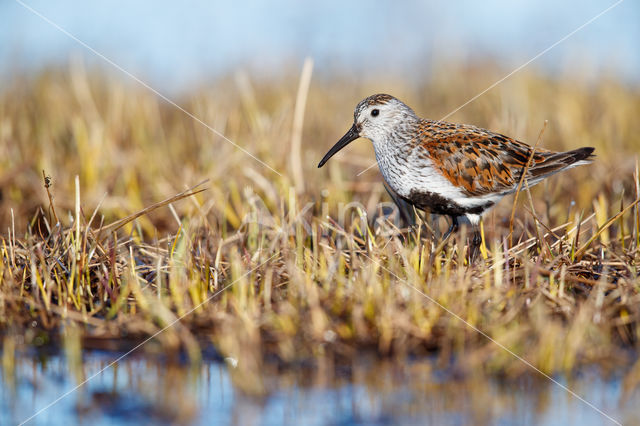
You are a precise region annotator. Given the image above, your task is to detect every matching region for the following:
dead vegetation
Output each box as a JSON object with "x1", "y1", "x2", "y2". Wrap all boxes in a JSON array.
[{"x1": 1, "y1": 63, "x2": 640, "y2": 395}]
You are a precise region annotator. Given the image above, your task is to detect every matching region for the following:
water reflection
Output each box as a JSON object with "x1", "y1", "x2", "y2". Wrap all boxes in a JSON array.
[{"x1": 1, "y1": 350, "x2": 638, "y2": 425}]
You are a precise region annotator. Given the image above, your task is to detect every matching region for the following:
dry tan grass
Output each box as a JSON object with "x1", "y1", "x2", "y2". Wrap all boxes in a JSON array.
[{"x1": 1, "y1": 62, "x2": 640, "y2": 395}]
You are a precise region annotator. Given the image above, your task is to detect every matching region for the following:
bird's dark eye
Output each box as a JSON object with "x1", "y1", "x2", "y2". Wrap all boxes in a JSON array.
[{"x1": 371, "y1": 109, "x2": 379, "y2": 117}]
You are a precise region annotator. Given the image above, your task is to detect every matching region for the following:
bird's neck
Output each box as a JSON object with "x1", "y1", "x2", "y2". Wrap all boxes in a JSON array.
[
  {"x1": 371, "y1": 115, "x2": 420, "y2": 156},
  {"x1": 369, "y1": 117, "x2": 421, "y2": 198}
]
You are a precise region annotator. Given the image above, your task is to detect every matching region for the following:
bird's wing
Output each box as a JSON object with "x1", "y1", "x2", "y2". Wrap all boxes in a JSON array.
[{"x1": 414, "y1": 121, "x2": 580, "y2": 196}]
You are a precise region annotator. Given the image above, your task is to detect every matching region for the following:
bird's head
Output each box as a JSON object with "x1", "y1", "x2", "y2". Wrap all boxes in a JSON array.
[{"x1": 318, "y1": 94, "x2": 417, "y2": 168}]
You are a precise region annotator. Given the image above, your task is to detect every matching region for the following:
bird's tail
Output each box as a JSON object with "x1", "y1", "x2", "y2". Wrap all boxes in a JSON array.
[
  {"x1": 557, "y1": 146, "x2": 596, "y2": 166},
  {"x1": 527, "y1": 147, "x2": 595, "y2": 179}
]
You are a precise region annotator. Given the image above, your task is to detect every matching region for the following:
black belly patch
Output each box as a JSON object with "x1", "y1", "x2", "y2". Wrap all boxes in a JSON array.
[{"x1": 402, "y1": 190, "x2": 494, "y2": 216}]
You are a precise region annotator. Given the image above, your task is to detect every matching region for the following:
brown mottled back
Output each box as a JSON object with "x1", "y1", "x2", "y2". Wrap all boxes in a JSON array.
[{"x1": 415, "y1": 120, "x2": 594, "y2": 196}]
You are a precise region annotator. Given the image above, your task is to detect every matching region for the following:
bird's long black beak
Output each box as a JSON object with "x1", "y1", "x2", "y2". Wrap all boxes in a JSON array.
[{"x1": 317, "y1": 124, "x2": 360, "y2": 168}]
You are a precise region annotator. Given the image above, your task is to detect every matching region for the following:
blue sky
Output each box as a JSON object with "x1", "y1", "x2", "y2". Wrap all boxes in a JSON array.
[{"x1": 1, "y1": 1, "x2": 638, "y2": 91}]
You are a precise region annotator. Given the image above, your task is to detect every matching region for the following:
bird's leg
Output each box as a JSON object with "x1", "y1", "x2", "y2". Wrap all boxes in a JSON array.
[
  {"x1": 383, "y1": 182, "x2": 415, "y2": 228},
  {"x1": 442, "y1": 216, "x2": 459, "y2": 241},
  {"x1": 468, "y1": 229, "x2": 483, "y2": 262},
  {"x1": 472, "y1": 231, "x2": 482, "y2": 249}
]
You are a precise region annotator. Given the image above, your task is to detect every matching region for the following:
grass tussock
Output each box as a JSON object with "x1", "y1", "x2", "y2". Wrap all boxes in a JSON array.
[{"x1": 1, "y1": 62, "x2": 640, "y2": 394}]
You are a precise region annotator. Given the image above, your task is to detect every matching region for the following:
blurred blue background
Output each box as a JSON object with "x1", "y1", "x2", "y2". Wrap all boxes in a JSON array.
[{"x1": 1, "y1": 0, "x2": 638, "y2": 91}]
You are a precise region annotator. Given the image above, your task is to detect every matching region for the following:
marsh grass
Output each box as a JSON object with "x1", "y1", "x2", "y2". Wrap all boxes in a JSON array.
[{"x1": 1, "y1": 62, "x2": 640, "y2": 396}]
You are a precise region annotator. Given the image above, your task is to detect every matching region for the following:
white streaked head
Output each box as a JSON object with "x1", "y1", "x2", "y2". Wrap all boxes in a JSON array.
[
  {"x1": 353, "y1": 94, "x2": 417, "y2": 142},
  {"x1": 318, "y1": 94, "x2": 418, "y2": 168}
]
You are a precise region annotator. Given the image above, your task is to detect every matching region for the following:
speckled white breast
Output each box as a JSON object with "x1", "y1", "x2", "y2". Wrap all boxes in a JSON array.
[
  {"x1": 372, "y1": 138, "x2": 504, "y2": 214},
  {"x1": 372, "y1": 140, "x2": 463, "y2": 199}
]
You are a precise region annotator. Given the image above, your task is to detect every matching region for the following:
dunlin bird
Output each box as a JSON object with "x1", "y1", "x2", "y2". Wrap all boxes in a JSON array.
[{"x1": 318, "y1": 94, "x2": 594, "y2": 242}]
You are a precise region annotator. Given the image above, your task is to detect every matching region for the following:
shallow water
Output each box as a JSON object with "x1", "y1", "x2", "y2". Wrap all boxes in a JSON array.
[{"x1": 1, "y1": 350, "x2": 638, "y2": 425}]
